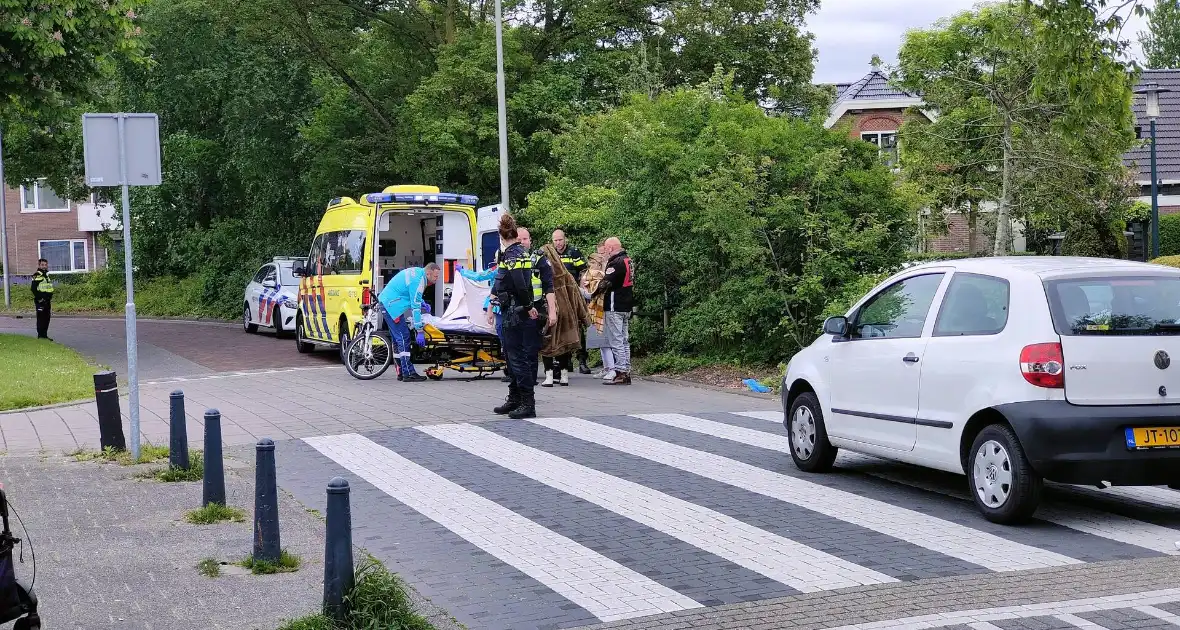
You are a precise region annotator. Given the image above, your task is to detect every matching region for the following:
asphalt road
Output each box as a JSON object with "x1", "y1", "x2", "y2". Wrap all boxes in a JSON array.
[{"x1": 0, "y1": 314, "x2": 338, "y2": 380}]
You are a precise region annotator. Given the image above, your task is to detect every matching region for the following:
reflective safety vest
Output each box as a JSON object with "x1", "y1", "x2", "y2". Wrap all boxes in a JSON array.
[
  {"x1": 502, "y1": 254, "x2": 544, "y2": 303},
  {"x1": 34, "y1": 272, "x2": 54, "y2": 294}
]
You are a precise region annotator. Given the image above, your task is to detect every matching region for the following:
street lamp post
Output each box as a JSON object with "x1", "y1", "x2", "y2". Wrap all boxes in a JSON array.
[
  {"x1": 1136, "y1": 82, "x2": 1170, "y2": 259},
  {"x1": 493, "y1": 0, "x2": 510, "y2": 213}
]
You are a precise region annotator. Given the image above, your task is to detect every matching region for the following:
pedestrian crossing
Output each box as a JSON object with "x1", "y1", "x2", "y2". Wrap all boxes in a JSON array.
[{"x1": 280, "y1": 410, "x2": 1180, "y2": 630}]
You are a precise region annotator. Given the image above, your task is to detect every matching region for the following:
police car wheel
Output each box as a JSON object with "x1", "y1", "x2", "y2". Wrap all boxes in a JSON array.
[
  {"x1": 273, "y1": 306, "x2": 285, "y2": 337},
  {"x1": 243, "y1": 304, "x2": 258, "y2": 334}
]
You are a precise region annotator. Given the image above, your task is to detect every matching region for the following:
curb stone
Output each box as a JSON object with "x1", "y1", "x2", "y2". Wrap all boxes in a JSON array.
[{"x1": 638, "y1": 374, "x2": 778, "y2": 400}]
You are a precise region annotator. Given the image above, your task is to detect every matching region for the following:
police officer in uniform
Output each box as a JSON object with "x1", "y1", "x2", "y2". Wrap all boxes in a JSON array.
[
  {"x1": 31, "y1": 258, "x2": 54, "y2": 340},
  {"x1": 492, "y1": 215, "x2": 556, "y2": 419}
]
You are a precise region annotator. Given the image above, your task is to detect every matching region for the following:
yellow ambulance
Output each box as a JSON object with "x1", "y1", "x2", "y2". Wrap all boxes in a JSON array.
[{"x1": 292, "y1": 184, "x2": 507, "y2": 360}]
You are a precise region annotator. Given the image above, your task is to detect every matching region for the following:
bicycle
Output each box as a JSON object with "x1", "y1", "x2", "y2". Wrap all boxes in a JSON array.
[{"x1": 343, "y1": 303, "x2": 394, "y2": 380}]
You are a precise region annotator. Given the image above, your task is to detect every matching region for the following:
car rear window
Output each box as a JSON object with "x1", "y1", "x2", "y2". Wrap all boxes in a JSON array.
[{"x1": 1044, "y1": 275, "x2": 1180, "y2": 336}]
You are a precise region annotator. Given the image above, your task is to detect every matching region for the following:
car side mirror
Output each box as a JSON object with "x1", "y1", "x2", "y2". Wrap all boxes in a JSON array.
[
  {"x1": 823, "y1": 316, "x2": 849, "y2": 337},
  {"x1": 263, "y1": 280, "x2": 277, "y2": 289},
  {"x1": 292, "y1": 266, "x2": 306, "y2": 277}
]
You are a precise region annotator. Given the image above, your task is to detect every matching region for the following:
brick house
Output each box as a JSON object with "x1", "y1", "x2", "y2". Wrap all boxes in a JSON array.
[
  {"x1": 2, "y1": 179, "x2": 120, "y2": 278},
  {"x1": 825, "y1": 64, "x2": 1180, "y2": 255},
  {"x1": 823, "y1": 63, "x2": 1026, "y2": 254},
  {"x1": 1128, "y1": 69, "x2": 1180, "y2": 217}
]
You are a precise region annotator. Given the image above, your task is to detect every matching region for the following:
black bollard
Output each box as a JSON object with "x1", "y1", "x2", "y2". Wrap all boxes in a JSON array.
[
  {"x1": 202, "y1": 409, "x2": 225, "y2": 506},
  {"x1": 323, "y1": 477, "x2": 355, "y2": 622},
  {"x1": 169, "y1": 391, "x2": 189, "y2": 470},
  {"x1": 93, "y1": 371, "x2": 127, "y2": 451},
  {"x1": 253, "y1": 438, "x2": 281, "y2": 563}
]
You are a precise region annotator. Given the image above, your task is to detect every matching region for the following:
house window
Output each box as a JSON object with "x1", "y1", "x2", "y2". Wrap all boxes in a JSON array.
[
  {"x1": 861, "y1": 131, "x2": 899, "y2": 167},
  {"x1": 20, "y1": 179, "x2": 70, "y2": 213},
  {"x1": 39, "y1": 239, "x2": 89, "y2": 273}
]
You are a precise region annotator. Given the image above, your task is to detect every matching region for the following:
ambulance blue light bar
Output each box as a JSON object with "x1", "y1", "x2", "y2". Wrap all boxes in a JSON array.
[{"x1": 364, "y1": 192, "x2": 480, "y2": 206}]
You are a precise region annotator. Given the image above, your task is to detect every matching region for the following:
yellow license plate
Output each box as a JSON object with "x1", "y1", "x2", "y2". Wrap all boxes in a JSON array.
[{"x1": 1126, "y1": 427, "x2": 1180, "y2": 449}]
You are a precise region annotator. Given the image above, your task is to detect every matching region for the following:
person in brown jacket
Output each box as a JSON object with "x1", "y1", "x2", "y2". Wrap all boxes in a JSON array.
[{"x1": 538, "y1": 242, "x2": 591, "y2": 386}]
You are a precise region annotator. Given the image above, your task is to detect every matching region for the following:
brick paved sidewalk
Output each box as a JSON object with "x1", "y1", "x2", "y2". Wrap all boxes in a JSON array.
[
  {"x1": 574, "y1": 556, "x2": 1180, "y2": 630},
  {"x1": 0, "y1": 445, "x2": 458, "y2": 630},
  {"x1": 0, "y1": 367, "x2": 777, "y2": 455}
]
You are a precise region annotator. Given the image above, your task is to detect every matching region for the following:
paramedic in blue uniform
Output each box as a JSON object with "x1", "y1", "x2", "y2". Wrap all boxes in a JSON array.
[
  {"x1": 377, "y1": 262, "x2": 440, "y2": 382},
  {"x1": 492, "y1": 215, "x2": 555, "y2": 419}
]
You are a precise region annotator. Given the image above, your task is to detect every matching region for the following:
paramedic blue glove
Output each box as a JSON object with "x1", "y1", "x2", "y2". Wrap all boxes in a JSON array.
[
  {"x1": 416, "y1": 331, "x2": 426, "y2": 347},
  {"x1": 421, "y1": 302, "x2": 431, "y2": 315}
]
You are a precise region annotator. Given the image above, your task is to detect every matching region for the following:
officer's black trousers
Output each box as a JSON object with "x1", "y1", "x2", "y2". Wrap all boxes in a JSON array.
[
  {"x1": 35, "y1": 300, "x2": 51, "y2": 339},
  {"x1": 503, "y1": 318, "x2": 542, "y2": 394}
]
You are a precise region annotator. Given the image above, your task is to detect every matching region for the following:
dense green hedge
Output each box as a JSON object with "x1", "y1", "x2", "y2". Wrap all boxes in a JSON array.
[{"x1": 1158, "y1": 214, "x2": 1180, "y2": 257}]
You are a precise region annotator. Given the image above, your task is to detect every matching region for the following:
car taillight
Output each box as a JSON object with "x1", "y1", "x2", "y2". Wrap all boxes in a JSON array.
[
  {"x1": 1020, "y1": 342, "x2": 1064, "y2": 388},
  {"x1": 361, "y1": 287, "x2": 371, "y2": 307}
]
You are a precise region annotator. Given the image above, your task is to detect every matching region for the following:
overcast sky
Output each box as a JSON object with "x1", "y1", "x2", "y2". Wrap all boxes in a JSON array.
[{"x1": 808, "y1": 0, "x2": 1155, "y2": 84}]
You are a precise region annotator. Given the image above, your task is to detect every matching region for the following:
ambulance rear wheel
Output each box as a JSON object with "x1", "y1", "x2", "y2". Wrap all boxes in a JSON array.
[{"x1": 294, "y1": 315, "x2": 314, "y2": 354}]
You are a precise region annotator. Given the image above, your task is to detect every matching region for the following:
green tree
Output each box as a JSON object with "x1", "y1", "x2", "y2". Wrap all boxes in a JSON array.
[
  {"x1": 895, "y1": 2, "x2": 1137, "y2": 256},
  {"x1": 0, "y1": 0, "x2": 144, "y2": 117},
  {"x1": 523, "y1": 73, "x2": 915, "y2": 363},
  {"x1": 1141, "y1": 0, "x2": 1180, "y2": 68}
]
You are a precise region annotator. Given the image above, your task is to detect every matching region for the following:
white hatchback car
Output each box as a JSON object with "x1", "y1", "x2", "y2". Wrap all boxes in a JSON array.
[
  {"x1": 243, "y1": 257, "x2": 304, "y2": 336},
  {"x1": 782, "y1": 256, "x2": 1180, "y2": 524}
]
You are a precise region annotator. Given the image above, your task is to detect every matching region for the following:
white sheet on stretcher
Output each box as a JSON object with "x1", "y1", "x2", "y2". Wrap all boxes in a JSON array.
[{"x1": 421, "y1": 274, "x2": 497, "y2": 336}]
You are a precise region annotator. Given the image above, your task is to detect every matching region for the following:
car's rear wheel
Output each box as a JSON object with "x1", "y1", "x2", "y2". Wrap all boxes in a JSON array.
[
  {"x1": 969, "y1": 424, "x2": 1042, "y2": 524},
  {"x1": 786, "y1": 392, "x2": 838, "y2": 473},
  {"x1": 294, "y1": 315, "x2": 314, "y2": 353},
  {"x1": 243, "y1": 304, "x2": 258, "y2": 334}
]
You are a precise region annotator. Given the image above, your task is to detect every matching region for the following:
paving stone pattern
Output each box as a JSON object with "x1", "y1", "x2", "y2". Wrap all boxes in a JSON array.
[
  {"x1": 274, "y1": 411, "x2": 1180, "y2": 630},
  {"x1": 0, "y1": 359, "x2": 773, "y2": 455}
]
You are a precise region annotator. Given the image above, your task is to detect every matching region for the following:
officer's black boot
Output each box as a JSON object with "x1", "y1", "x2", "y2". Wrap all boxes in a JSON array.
[
  {"x1": 578, "y1": 358, "x2": 591, "y2": 375},
  {"x1": 508, "y1": 389, "x2": 536, "y2": 419},
  {"x1": 494, "y1": 386, "x2": 520, "y2": 415}
]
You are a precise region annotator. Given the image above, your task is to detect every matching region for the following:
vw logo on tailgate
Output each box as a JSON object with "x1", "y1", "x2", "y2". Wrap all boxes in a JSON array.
[{"x1": 1155, "y1": 350, "x2": 1171, "y2": 370}]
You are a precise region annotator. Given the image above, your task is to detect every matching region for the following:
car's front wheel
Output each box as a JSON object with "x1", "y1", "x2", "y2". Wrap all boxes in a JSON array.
[
  {"x1": 294, "y1": 315, "x2": 314, "y2": 354},
  {"x1": 786, "y1": 392, "x2": 838, "y2": 473},
  {"x1": 969, "y1": 424, "x2": 1042, "y2": 524}
]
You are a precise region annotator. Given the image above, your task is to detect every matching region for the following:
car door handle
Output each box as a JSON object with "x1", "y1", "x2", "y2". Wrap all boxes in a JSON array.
[{"x1": 902, "y1": 353, "x2": 920, "y2": 363}]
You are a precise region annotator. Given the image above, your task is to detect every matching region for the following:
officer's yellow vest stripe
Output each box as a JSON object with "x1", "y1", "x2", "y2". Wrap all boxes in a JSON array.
[{"x1": 503, "y1": 256, "x2": 544, "y2": 301}]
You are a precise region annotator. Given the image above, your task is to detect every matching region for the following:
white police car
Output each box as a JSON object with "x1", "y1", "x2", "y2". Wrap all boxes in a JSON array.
[{"x1": 243, "y1": 257, "x2": 304, "y2": 336}]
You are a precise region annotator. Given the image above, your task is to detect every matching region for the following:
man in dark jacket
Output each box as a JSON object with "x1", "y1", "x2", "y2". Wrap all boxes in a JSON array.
[
  {"x1": 30, "y1": 258, "x2": 54, "y2": 340},
  {"x1": 593, "y1": 237, "x2": 633, "y2": 385}
]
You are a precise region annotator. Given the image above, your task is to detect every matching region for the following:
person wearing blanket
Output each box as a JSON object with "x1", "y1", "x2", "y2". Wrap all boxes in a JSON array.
[
  {"x1": 377, "y1": 263, "x2": 440, "y2": 382},
  {"x1": 539, "y1": 242, "x2": 592, "y2": 387}
]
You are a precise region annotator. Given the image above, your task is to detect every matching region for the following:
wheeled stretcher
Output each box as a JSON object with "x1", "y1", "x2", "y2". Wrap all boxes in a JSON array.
[{"x1": 415, "y1": 276, "x2": 506, "y2": 380}]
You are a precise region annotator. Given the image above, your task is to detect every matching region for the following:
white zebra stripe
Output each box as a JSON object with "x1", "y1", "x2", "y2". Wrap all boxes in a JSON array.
[
  {"x1": 733, "y1": 410, "x2": 783, "y2": 422},
  {"x1": 838, "y1": 453, "x2": 1180, "y2": 556},
  {"x1": 1134, "y1": 605, "x2": 1180, "y2": 626},
  {"x1": 418, "y1": 423, "x2": 896, "y2": 593},
  {"x1": 303, "y1": 433, "x2": 702, "y2": 621},
  {"x1": 533, "y1": 416, "x2": 1080, "y2": 572}
]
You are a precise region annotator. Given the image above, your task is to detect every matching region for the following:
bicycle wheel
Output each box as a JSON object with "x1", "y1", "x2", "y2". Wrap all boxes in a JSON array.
[{"x1": 344, "y1": 330, "x2": 393, "y2": 380}]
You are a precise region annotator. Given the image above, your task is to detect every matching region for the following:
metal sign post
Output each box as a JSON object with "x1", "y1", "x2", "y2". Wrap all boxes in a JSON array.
[
  {"x1": 82, "y1": 113, "x2": 162, "y2": 462},
  {"x1": 0, "y1": 126, "x2": 10, "y2": 309}
]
